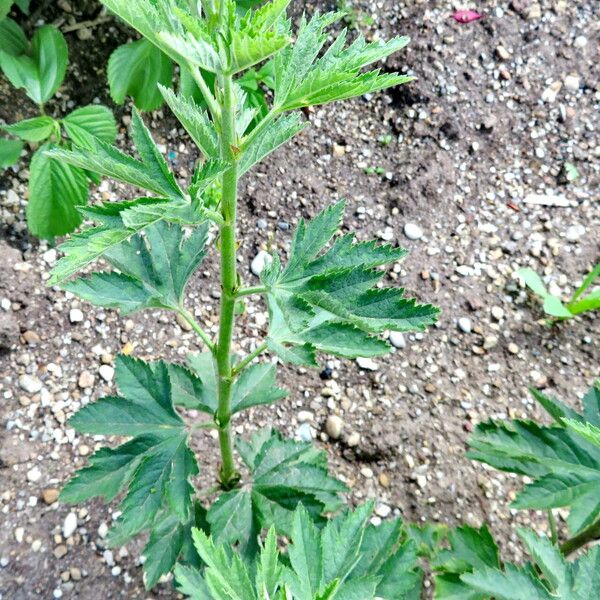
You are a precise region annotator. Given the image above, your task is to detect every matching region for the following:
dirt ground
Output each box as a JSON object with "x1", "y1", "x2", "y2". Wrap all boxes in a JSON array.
[{"x1": 1, "y1": 0, "x2": 599, "y2": 598}]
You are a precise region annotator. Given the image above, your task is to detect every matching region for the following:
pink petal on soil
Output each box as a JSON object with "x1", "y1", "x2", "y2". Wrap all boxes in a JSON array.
[{"x1": 452, "y1": 9, "x2": 482, "y2": 23}]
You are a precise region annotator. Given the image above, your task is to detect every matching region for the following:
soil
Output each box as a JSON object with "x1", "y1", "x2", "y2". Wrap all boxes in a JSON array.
[{"x1": 1, "y1": 0, "x2": 599, "y2": 598}]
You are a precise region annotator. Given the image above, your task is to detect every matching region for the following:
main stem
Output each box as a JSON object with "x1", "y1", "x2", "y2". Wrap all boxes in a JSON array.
[
  {"x1": 560, "y1": 516, "x2": 600, "y2": 556},
  {"x1": 215, "y1": 72, "x2": 239, "y2": 489}
]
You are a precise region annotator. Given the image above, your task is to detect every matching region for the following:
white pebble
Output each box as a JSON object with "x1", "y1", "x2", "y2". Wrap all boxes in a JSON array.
[
  {"x1": 457, "y1": 317, "x2": 472, "y2": 334},
  {"x1": 19, "y1": 374, "x2": 42, "y2": 394},
  {"x1": 403, "y1": 223, "x2": 423, "y2": 241},
  {"x1": 98, "y1": 364, "x2": 115, "y2": 382},
  {"x1": 297, "y1": 410, "x2": 313, "y2": 423},
  {"x1": 69, "y1": 308, "x2": 84, "y2": 323},
  {"x1": 356, "y1": 357, "x2": 379, "y2": 371},
  {"x1": 27, "y1": 466, "x2": 42, "y2": 483},
  {"x1": 375, "y1": 504, "x2": 391, "y2": 518},
  {"x1": 563, "y1": 74, "x2": 580, "y2": 92},
  {"x1": 325, "y1": 415, "x2": 344, "y2": 440},
  {"x1": 389, "y1": 331, "x2": 406, "y2": 348},
  {"x1": 250, "y1": 250, "x2": 272, "y2": 276},
  {"x1": 63, "y1": 512, "x2": 78, "y2": 539},
  {"x1": 565, "y1": 224, "x2": 585, "y2": 242}
]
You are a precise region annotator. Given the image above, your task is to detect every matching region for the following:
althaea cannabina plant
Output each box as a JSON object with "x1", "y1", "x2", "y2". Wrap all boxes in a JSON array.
[{"x1": 48, "y1": 0, "x2": 439, "y2": 592}]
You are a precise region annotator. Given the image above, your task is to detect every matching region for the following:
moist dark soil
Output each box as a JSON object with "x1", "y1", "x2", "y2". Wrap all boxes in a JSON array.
[{"x1": 1, "y1": 0, "x2": 599, "y2": 598}]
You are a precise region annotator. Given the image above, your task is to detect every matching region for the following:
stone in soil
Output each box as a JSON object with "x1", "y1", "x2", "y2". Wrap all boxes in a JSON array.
[
  {"x1": 19, "y1": 374, "x2": 42, "y2": 394},
  {"x1": 63, "y1": 512, "x2": 78, "y2": 539},
  {"x1": 325, "y1": 415, "x2": 344, "y2": 440},
  {"x1": 0, "y1": 312, "x2": 19, "y2": 350},
  {"x1": 403, "y1": 223, "x2": 423, "y2": 240}
]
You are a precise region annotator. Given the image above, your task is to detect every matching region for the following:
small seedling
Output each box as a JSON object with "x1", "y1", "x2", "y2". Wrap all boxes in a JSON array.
[
  {"x1": 517, "y1": 264, "x2": 600, "y2": 321},
  {"x1": 0, "y1": 19, "x2": 116, "y2": 239}
]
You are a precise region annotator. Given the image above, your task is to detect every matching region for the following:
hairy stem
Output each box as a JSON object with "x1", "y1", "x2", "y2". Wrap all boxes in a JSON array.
[
  {"x1": 189, "y1": 65, "x2": 221, "y2": 122},
  {"x1": 215, "y1": 71, "x2": 239, "y2": 489},
  {"x1": 236, "y1": 285, "x2": 267, "y2": 297},
  {"x1": 177, "y1": 307, "x2": 215, "y2": 351},
  {"x1": 232, "y1": 342, "x2": 268, "y2": 376},
  {"x1": 560, "y1": 517, "x2": 600, "y2": 556}
]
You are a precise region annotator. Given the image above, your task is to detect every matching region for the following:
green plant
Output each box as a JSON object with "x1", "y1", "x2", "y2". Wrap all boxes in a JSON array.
[
  {"x1": 468, "y1": 382, "x2": 600, "y2": 555},
  {"x1": 49, "y1": 0, "x2": 438, "y2": 590},
  {"x1": 0, "y1": 19, "x2": 117, "y2": 239},
  {"x1": 175, "y1": 502, "x2": 422, "y2": 599},
  {"x1": 517, "y1": 264, "x2": 600, "y2": 320},
  {"x1": 0, "y1": 0, "x2": 28, "y2": 21},
  {"x1": 106, "y1": 0, "x2": 272, "y2": 125}
]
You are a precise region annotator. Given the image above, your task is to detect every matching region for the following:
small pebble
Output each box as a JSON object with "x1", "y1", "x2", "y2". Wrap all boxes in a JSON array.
[
  {"x1": 491, "y1": 306, "x2": 505, "y2": 321},
  {"x1": 42, "y1": 488, "x2": 60, "y2": 505},
  {"x1": 19, "y1": 374, "x2": 42, "y2": 394},
  {"x1": 69, "y1": 308, "x2": 84, "y2": 324},
  {"x1": 403, "y1": 223, "x2": 423, "y2": 240},
  {"x1": 508, "y1": 343, "x2": 519, "y2": 355},
  {"x1": 27, "y1": 466, "x2": 42, "y2": 483},
  {"x1": 356, "y1": 357, "x2": 379, "y2": 371},
  {"x1": 54, "y1": 545, "x2": 68, "y2": 559},
  {"x1": 347, "y1": 432, "x2": 360, "y2": 447},
  {"x1": 78, "y1": 371, "x2": 95, "y2": 389},
  {"x1": 565, "y1": 224, "x2": 585, "y2": 242},
  {"x1": 389, "y1": 331, "x2": 406, "y2": 349},
  {"x1": 98, "y1": 364, "x2": 115, "y2": 382},
  {"x1": 63, "y1": 512, "x2": 78, "y2": 539},
  {"x1": 457, "y1": 317, "x2": 472, "y2": 334},
  {"x1": 250, "y1": 250, "x2": 272, "y2": 276},
  {"x1": 325, "y1": 415, "x2": 344, "y2": 440}
]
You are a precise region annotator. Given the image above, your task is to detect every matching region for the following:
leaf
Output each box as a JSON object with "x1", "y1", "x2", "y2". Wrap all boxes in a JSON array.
[
  {"x1": 461, "y1": 528, "x2": 600, "y2": 600},
  {"x1": 262, "y1": 201, "x2": 438, "y2": 362},
  {"x1": 273, "y1": 12, "x2": 412, "y2": 110},
  {"x1": 62, "y1": 105, "x2": 118, "y2": 147},
  {"x1": 108, "y1": 38, "x2": 173, "y2": 111},
  {"x1": 467, "y1": 383, "x2": 600, "y2": 534},
  {"x1": 47, "y1": 108, "x2": 184, "y2": 201},
  {"x1": 0, "y1": 18, "x2": 27, "y2": 56},
  {"x1": 27, "y1": 143, "x2": 89, "y2": 239},
  {"x1": 230, "y1": 363, "x2": 287, "y2": 414},
  {"x1": 178, "y1": 502, "x2": 422, "y2": 600},
  {"x1": 564, "y1": 419, "x2": 600, "y2": 448},
  {"x1": 568, "y1": 263, "x2": 600, "y2": 313},
  {"x1": 2, "y1": 115, "x2": 56, "y2": 142},
  {"x1": 239, "y1": 112, "x2": 307, "y2": 175},
  {"x1": 432, "y1": 525, "x2": 500, "y2": 600},
  {"x1": 0, "y1": 136, "x2": 23, "y2": 167},
  {"x1": 62, "y1": 354, "x2": 199, "y2": 586},
  {"x1": 206, "y1": 429, "x2": 347, "y2": 551},
  {"x1": 159, "y1": 84, "x2": 219, "y2": 159},
  {"x1": 63, "y1": 220, "x2": 209, "y2": 313},
  {"x1": 516, "y1": 268, "x2": 573, "y2": 319},
  {"x1": 0, "y1": 24, "x2": 67, "y2": 104}
]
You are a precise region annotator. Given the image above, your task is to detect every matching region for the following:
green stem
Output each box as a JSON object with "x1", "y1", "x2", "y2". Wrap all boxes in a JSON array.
[
  {"x1": 548, "y1": 510, "x2": 558, "y2": 545},
  {"x1": 189, "y1": 65, "x2": 221, "y2": 122},
  {"x1": 236, "y1": 285, "x2": 267, "y2": 297},
  {"x1": 560, "y1": 517, "x2": 600, "y2": 556},
  {"x1": 215, "y1": 71, "x2": 239, "y2": 489},
  {"x1": 177, "y1": 307, "x2": 215, "y2": 351},
  {"x1": 232, "y1": 342, "x2": 268, "y2": 376}
]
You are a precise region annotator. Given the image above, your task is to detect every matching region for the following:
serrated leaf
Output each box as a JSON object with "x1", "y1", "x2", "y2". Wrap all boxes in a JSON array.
[
  {"x1": 27, "y1": 143, "x2": 89, "y2": 239},
  {"x1": 467, "y1": 383, "x2": 600, "y2": 534},
  {"x1": 263, "y1": 201, "x2": 438, "y2": 363},
  {"x1": 62, "y1": 105, "x2": 118, "y2": 147},
  {"x1": 239, "y1": 112, "x2": 306, "y2": 175},
  {"x1": 564, "y1": 418, "x2": 600, "y2": 448},
  {"x1": 230, "y1": 363, "x2": 287, "y2": 414},
  {"x1": 64, "y1": 220, "x2": 209, "y2": 313},
  {"x1": 0, "y1": 136, "x2": 23, "y2": 168},
  {"x1": 47, "y1": 108, "x2": 184, "y2": 200},
  {"x1": 159, "y1": 84, "x2": 219, "y2": 159},
  {"x1": 108, "y1": 38, "x2": 173, "y2": 111},
  {"x1": 206, "y1": 429, "x2": 346, "y2": 551},
  {"x1": 0, "y1": 25, "x2": 67, "y2": 104},
  {"x1": 62, "y1": 354, "x2": 199, "y2": 583},
  {"x1": 178, "y1": 502, "x2": 422, "y2": 600},
  {"x1": 460, "y1": 528, "x2": 600, "y2": 600},
  {"x1": 2, "y1": 115, "x2": 56, "y2": 142}
]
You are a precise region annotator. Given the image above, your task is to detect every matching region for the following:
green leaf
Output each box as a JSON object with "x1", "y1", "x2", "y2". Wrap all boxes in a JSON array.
[
  {"x1": 2, "y1": 115, "x2": 56, "y2": 141},
  {"x1": 46, "y1": 108, "x2": 184, "y2": 201},
  {"x1": 516, "y1": 268, "x2": 549, "y2": 298},
  {"x1": 108, "y1": 38, "x2": 173, "y2": 111},
  {"x1": 467, "y1": 383, "x2": 600, "y2": 535},
  {"x1": 564, "y1": 418, "x2": 600, "y2": 448},
  {"x1": 263, "y1": 201, "x2": 438, "y2": 362},
  {"x1": 461, "y1": 528, "x2": 600, "y2": 600},
  {"x1": 62, "y1": 105, "x2": 118, "y2": 147},
  {"x1": 239, "y1": 112, "x2": 307, "y2": 175},
  {"x1": 0, "y1": 136, "x2": 23, "y2": 167},
  {"x1": 27, "y1": 143, "x2": 89, "y2": 239},
  {"x1": 159, "y1": 84, "x2": 219, "y2": 159},
  {"x1": 230, "y1": 363, "x2": 287, "y2": 414},
  {"x1": 178, "y1": 502, "x2": 422, "y2": 600},
  {"x1": 568, "y1": 263, "x2": 600, "y2": 315},
  {"x1": 0, "y1": 24, "x2": 67, "y2": 104},
  {"x1": 432, "y1": 525, "x2": 500, "y2": 600},
  {"x1": 274, "y1": 12, "x2": 411, "y2": 110},
  {"x1": 62, "y1": 354, "x2": 199, "y2": 585},
  {"x1": 186, "y1": 352, "x2": 219, "y2": 412},
  {"x1": 64, "y1": 220, "x2": 209, "y2": 313},
  {"x1": 0, "y1": 18, "x2": 29, "y2": 56},
  {"x1": 206, "y1": 429, "x2": 347, "y2": 551}
]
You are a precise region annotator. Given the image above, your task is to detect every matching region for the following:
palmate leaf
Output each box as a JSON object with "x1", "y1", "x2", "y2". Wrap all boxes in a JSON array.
[
  {"x1": 467, "y1": 382, "x2": 600, "y2": 535},
  {"x1": 273, "y1": 12, "x2": 412, "y2": 111},
  {"x1": 61, "y1": 354, "x2": 200, "y2": 588},
  {"x1": 261, "y1": 201, "x2": 438, "y2": 362},
  {"x1": 63, "y1": 220, "x2": 209, "y2": 314},
  {"x1": 461, "y1": 528, "x2": 600, "y2": 600},
  {"x1": 205, "y1": 429, "x2": 347, "y2": 554},
  {"x1": 47, "y1": 108, "x2": 184, "y2": 201},
  {"x1": 108, "y1": 38, "x2": 173, "y2": 111},
  {"x1": 176, "y1": 503, "x2": 422, "y2": 600},
  {"x1": 432, "y1": 525, "x2": 500, "y2": 600}
]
